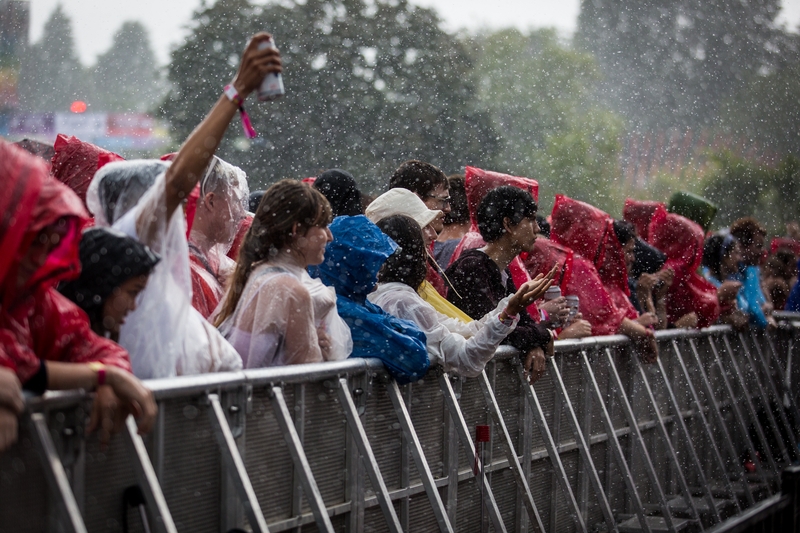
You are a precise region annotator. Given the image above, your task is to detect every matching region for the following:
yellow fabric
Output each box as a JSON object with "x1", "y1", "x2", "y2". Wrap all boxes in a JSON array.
[{"x1": 418, "y1": 280, "x2": 472, "y2": 323}]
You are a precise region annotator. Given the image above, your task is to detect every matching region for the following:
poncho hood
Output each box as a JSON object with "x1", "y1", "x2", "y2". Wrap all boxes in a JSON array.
[
  {"x1": 623, "y1": 198, "x2": 667, "y2": 241},
  {"x1": 465, "y1": 166, "x2": 539, "y2": 230},
  {"x1": 316, "y1": 215, "x2": 398, "y2": 302},
  {"x1": 0, "y1": 141, "x2": 89, "y2": 303},
  {"x1": 51, "y1": 134, "x2": 124, "y2": 206}
]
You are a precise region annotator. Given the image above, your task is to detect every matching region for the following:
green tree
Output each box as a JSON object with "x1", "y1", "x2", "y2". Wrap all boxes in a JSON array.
[
  {"x1": 472, "y1": 29, "x2": 624, "y2": 214},
  {"x1": 702, "y1": 152, "x2": 800, "y2": 234},
  {"x1": 17, "y1": 4, "x2": 90, "y2": 112},
  {"x1": 93, "y1": 21, "x2": 165, "y2": 113},
  {"x1": 576, "y1": 0, "x2": 791, "y2": 132},
  {"x1": 160, "y1": 0, "x2": 498, "y2": 192}
]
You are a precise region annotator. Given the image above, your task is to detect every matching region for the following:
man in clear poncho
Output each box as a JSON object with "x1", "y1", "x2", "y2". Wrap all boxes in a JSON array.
[{"x1": 84, "y1": 33, "x2": 283, "y2": 378}]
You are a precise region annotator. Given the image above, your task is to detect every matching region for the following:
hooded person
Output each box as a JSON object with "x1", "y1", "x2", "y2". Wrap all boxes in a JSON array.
[
  {"x1": 648, "y1": 210, "x2": 721, "y2": 328},
  {"x1": 313, "y1": 169, "x2": 363, "y2": 217},
  {"x1": 314, "y1": 215, "x2": 429, "y2": 383},
  {"x1": 0, "y1": 141, "x2": 156, "y2": 451},
  {"x1": 59, "y1": 227, "x2": 161, "y2": 342},
  {"x1": 86, "y1": 160, "x2": 243, "y2": 377},
  {"x1": 186, "y1": 156, "x2": 249, "y2": 318},
  {"x1": 50, "y1": 134, "x2": 124, "y2": 208},
  {"x1": 623, "y1": 199, "x2": 666, "y2": 242}
]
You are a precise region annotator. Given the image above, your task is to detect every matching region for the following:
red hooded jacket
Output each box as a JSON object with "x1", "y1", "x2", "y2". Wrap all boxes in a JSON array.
[
  {"x1": 550, "y1": 195, "x2": 638, "y2": 324},
  {"x1": 50, "y1": 134, "x2": 124, "y2": 207},
  {"x1": 622, "y1": 199, "x2": 666, "y2": 241},
  {"x1": 0, "y1": 141, "x2": 131, "y2": 384},
  {"x1": 648, "y1": 211, "x2": 720, "y2": 328}
]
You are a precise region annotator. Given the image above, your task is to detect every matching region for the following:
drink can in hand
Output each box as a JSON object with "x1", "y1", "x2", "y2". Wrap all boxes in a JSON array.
[
  {"x1": 565, "y1": 295, "x2": 579, "y2": 323},
  {"x1": 543, "y1": 286, "x2": 562, "y2": 301},
  {"x1": 257, "y1": 37, "x2": 284, "y2": 101}
]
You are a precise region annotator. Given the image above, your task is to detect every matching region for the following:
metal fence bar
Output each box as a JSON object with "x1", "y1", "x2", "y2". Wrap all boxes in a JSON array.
[
  {"x1": 337, "y1": 377, "x2": 404, "y2": 533},
  {"x1": 629, "y1": 351, "x2": 722, "y2": 520},
  {"x1": 579, "y1": 350, "x2": 655, "y2": 533},
  {"x1": 477, "y1": 369, "x2": 546, "y2": 532},
  {"x1": 719, "y1": 334, "x2": 778, "y2": 488},
  {"x1": 438, "y1": 372, "x2": 508, "y2": 533},
  {"x1": 121, "y1": 415, "x2": 177, "y2": 533},
  {"x1": 704, "y1": 334, "x2": 766, "y2": 511},
  {"x1": 386, "y1": 380, "x2": 455, "y2": 533},
  {"x1": 207, "y1": 393, "x2": 270, "y2": 533},
  {"x1": 603, "y1": 348, "x2": 707, "y2": 525},
  {"x1": 764, "y1": 335, "x2": 800, "y2": 443},
  {"x1": 662, "y1": 339, "x2": 733, "y2": 523},
  {"x1": 548, "y1": 356, "x2": 619, "y2": 533},
  {"x1": 269, "y1": 385, "x2": 336, "y2": 533},
  {"x1": 688, "y1": 337, "x2": 767, "y2": 500},
  {"x1": 748, "y1": 332, "x2": 799, "y2": 461},
  {"x1": 514, "y1": 359, "x2": 588, "y2": 533},
  {"x1": 29, "y1": 412, "x2": 88, "y2": 533}
]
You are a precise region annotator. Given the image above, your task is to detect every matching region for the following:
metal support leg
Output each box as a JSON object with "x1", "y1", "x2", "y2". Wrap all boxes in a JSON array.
[
  {"x1": 121, "y1": 416, "x2": 177, "y2": 533},
  {"x1": 207, "y1": 394, "x2": 270, "y2": 533},
  {"x1": 684, "y1": 339, "x2": 749, "y2": 513},
  {"x1": 514, "y1": 359, "x2": 588, "y2": 532},
  {"x1": 29, "y1": 413, "x2": 88, "y2": 533},
  {"x1": 668, "y1": 341, "x2": 754, "y2": 506},
  {"x1": 336, "y1": 377, "x2": 404, "y2": 533},
  {"x1": 738, "y1": 333, "x2": 792, "y2": 466},
  {"x1": 748, "y1": 332, "x2": 799, "y2": 461},
  {"x1": 606, "y1": 348, "x2": 706, "y2": 526},
  {"x1": 438, "y1": 373, "x2": 508, "y2": 533},
  {"x1": 765, "y1": 335, "x2": 800, "y2": 443},
  {"x1": 706, "y1": 335, "x2": 769, "y2": 504},
  {"x1": 719, "y1": 334, "x2": 778, "y2": 489},
  {"x1": 548, "y1": 357, "x2": 619, "y2": 533},
  {"x1": 579, "y1": 351, "x2": 655, "y2": 533},
  {"x1": 477, "y1": 369, "x2": 546, "y2": 532},
  {"x1": 269, "y1": 386, "x2": 335, "y2": 533},
  {"x1": 631, "y1": 355, "x2": 700, "y2": 523},
  {"x1": 386, "y1": 380, "x2": 455, "y2": 533}
]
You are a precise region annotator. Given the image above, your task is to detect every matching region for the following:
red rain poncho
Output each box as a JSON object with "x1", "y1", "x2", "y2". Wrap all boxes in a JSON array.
[
  {"x1": 0, "y1": 141, "x2": 131, "y2": 383},
  {"x1": 551, "y1": 195, "x2": 638, "y2": 319},
  {"x1": 648, "y1": 210, "x2": 720, "y2": 328},
  {"x1": 622, "y1": 199, "x2": 666, "y2": 241},
  {"x1": 448, "y1": 166, "x2": 540, "y2": 317},
  {"x1": 520, "y1": 238, "x2": 630, "y2": 336},
  {"x1": 50, "y1": 134, "x2": 124, "y2": 207}
]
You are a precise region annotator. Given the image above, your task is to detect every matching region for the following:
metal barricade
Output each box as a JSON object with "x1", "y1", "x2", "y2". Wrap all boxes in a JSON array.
[{"x1": 2, "y1": 322, "x2": 800, "y2": 533}]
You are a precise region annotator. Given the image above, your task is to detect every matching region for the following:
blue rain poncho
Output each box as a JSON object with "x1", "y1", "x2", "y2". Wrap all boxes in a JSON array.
[{"x1": 312, "y1": 215, "x2": 429, "y2": 384}]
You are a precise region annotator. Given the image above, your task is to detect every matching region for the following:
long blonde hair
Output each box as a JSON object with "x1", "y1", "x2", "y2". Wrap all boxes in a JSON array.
[{"x1": 214, "y1": 179, "x2": 332, "y2": 326}]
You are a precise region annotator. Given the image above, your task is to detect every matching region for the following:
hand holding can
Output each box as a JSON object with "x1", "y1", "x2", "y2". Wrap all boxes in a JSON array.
[{"x1": 257, "y1": 37, "x2": 285, "y2": 101}]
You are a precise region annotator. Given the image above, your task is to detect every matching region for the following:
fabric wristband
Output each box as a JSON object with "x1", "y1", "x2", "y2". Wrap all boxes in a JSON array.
[
  {"x1": 88, "y1": 362, "x2": 106, "y2": 388},
  {"x1": 223, "y1": 84, "x2": 257, "y2": 139}
]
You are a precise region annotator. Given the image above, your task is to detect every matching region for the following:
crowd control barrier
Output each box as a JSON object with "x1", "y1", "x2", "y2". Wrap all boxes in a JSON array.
[{"x1": 3, "y1": 316, "x2": 800, "y2": 533}]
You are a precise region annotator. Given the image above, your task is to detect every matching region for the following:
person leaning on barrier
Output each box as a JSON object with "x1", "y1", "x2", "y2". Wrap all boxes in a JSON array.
[
  {"x1": 369, "y1": 214, "x2": 554, "y2": 380},
  {"x1": 445, "y1": 186, "x2": 563, "y2": 382},
  {"x1": 0, "y1": 142, "x2": 156, "y2": 453},
  {"x1": 702, "y1": 233, "x2": 749, "y2": 330}
]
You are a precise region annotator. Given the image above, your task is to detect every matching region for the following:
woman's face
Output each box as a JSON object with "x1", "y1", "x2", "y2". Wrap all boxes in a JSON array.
[
  {"x1": 294, "y1": 225, "x2": 333, "y2": 266},
  {"x1": 422, "y1": 223, "x2": 438, "y2": 248},
  {"x1": 102, "y1": 274, "x2": 149, "y2": 335},
  {"x1": 17, "y1": 221, "x2": 71, "y2": 290},
  {"x1": 722, "y1": 242, "x2": 743, "y2": 272}
]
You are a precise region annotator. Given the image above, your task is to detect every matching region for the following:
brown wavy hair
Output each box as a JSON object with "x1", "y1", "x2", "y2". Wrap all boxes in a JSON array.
[{"x1": 214, "y1": 179, "x2": 332, "y2": 326}]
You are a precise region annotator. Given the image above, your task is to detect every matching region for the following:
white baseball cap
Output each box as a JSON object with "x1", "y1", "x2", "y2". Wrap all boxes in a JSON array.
[{"x1": 365, "y1": 188, "x2": 442, "y2": 229}]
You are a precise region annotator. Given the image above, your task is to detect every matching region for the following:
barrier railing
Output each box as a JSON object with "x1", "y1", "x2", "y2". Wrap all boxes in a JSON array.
[{"x1": 2, "y1": 320, "x2": 800, "y2": 533}]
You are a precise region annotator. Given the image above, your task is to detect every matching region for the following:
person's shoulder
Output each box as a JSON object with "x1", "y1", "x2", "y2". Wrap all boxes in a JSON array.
[{"x1": 447, "y1": 249, "x2": 489, "y2": 273}]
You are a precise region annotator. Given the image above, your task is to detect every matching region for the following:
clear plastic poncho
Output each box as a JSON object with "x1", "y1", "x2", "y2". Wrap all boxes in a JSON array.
[{"x1": 86, "y1": 160, "x2": 242, "y2": 378}]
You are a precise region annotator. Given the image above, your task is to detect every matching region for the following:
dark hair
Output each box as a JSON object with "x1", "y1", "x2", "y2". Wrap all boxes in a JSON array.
[
  {"x1": 730, "y1": 217, "x2": 766, "y2": 247},
  {"x1": 443, "y1": 175, "x2": 468, "y2": 225},
  {"x1": 248, "y1": 190, "x2": 265, "y2": 213},
  {"x1": 59, "y1": 228, "x2": 160, "y2": 331},
  {"x1": 215, "y1": 180, "x2": 333, "y2": 326},
  {"x1": 612, "y1": 219, "x2": 636, "y2": 245},
  {"x1": 477, "y1": 186, "x2": 538, "y2": 243},
  {"x1": 702, "y1": 233, "x2": 738, "y2": 281},
  {"x1": 376, "y1": 215, "x2": 428, "y2": 290},
  {"x1": 313, "y1": 168, "x2": 363, "y2": 217},
  {"x1": 389, "y1": 160, "x2": 448, "y2": 198},
  {"x1": 536, "y1": 215, "x2": 551, "y2": 239}
]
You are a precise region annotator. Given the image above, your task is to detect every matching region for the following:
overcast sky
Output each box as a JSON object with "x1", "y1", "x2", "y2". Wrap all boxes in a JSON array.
[{"x1": 28, "y1": 0, "x2": 800, "y2": 66}]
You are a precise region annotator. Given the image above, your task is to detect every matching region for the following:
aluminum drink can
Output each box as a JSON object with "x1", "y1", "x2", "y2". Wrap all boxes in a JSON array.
[
  {"x1": 565, "y1": 295, "x2": 579, "y2": 323},
  {"x1": 257, "y1": 38, "x2": 284, "y2": 101},
  {"x1": 543, "y1": 286, "x2": 562, "y2": 301}
]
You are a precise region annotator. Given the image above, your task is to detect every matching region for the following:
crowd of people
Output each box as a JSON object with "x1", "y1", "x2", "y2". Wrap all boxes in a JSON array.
[{"x1": 1, "y1": 32, "x2": 798, "y2": 454}]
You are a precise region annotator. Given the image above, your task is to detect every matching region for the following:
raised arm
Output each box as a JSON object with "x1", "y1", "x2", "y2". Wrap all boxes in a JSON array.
[{"x1": 163, "y1": 33, "x2": 282, "y2": 218}]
